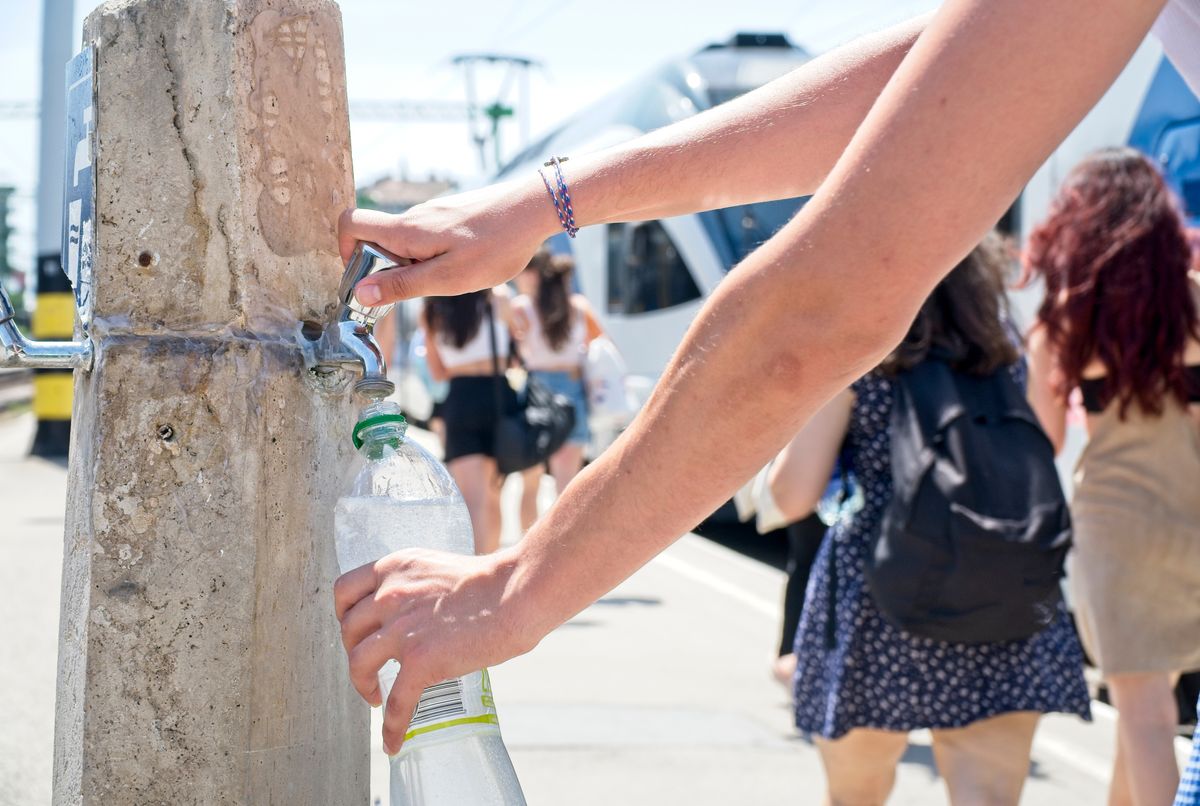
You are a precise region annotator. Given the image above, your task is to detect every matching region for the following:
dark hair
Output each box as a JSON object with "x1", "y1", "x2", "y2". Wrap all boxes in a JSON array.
[
  {"x1": 880, "y1": 233, "x2": 1020, "y2": 376},
  {"x1": 1023, "y1": 147, "x2": 1199, "y2": 418},
  {"x1": 424, "y1": 290, "x2": 489, "y2": 349},
  {"x1": 525, "y1": 249, "x2": 575, "y2": 351}
]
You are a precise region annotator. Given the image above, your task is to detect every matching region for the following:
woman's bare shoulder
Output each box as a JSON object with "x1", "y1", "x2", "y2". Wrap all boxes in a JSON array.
[
  {"x1": 1025, "y1": 321, "x2": 1051, "y2": 357},
  {"x1": 1186, "y1": 273, "x2": 1200, "y2": 361}
]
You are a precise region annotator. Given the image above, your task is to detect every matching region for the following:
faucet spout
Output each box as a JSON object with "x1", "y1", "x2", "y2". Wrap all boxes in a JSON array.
[
  {"x1": 310, "y1": 242, "x2": 407, "y2": 398},
  {"x1": 1, "y1": 285, "x2": 92, "y2": 370},
  {"x1": 319, "y1": 320, "x2": 393, "y2": 398}
]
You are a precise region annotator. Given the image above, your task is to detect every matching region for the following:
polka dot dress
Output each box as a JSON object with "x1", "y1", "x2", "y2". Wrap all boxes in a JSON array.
[{"x1": 792, "y1": 369, "x2": 1092, "y2": 739}]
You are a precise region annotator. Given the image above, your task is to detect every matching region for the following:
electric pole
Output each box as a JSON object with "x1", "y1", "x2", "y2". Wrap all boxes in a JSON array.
[{"x1": 452, "y1": 53, "x2": 539, "y2": 174}]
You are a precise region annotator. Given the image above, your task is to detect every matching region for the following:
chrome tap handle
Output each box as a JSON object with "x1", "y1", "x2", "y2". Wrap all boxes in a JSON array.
[{"x1": 336, "y1": 242, "x2": 408, "y2": 328}]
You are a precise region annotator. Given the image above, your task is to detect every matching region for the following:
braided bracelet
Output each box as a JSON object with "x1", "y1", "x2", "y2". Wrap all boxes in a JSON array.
[{"x1": 537, "y1": 156, "x2": 579, "y2": 238}]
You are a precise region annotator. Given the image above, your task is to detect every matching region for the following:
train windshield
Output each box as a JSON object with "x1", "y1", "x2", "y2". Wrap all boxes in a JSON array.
[{"x1": 697, "y1": 196, "x2": 810, "y2": 269}]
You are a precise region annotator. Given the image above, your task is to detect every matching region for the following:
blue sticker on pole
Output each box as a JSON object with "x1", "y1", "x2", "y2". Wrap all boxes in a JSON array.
[{"x1": 62, "y1": 46, "x2": 95, "y2": 328}]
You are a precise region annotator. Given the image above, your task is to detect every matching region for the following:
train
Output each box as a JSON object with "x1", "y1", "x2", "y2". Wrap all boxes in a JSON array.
[
  {"x1": 392, "y1": 27, "x2": 1199, "y2": 467},
  {"x1": 495, "y1": 29, "x2": 1200, "y2": 391}
]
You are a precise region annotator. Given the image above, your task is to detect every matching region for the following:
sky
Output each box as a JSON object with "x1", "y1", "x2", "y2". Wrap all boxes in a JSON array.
[{"x1": 0, "y1": 0, "x2": 938, "y2": 284}]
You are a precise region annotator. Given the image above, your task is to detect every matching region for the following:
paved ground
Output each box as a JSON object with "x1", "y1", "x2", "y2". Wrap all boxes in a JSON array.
[
  {"x1": 0, "y1": 372, "x2": 31, "y2": 413},
  {"x1": 0, "y1": 410, "x2": 1191, "y2": 805},
  {"x1": 0, "y1": 414, "x2": 65, "y2": 806}
]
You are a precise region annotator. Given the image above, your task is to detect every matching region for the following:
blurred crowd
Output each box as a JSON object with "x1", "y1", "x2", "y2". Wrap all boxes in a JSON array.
[{"x1": 410, "y1": 247, "x2": 612, "y2": 553}]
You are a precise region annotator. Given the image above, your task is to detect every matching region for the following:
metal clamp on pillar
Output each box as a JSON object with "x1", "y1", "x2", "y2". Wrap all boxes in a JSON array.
[
  {"x1": 309, "y1": 241, "x2": 405, "y2": 399},
  {"x1": 0, "y1": 286, "x2": 92, "y2": 371}
]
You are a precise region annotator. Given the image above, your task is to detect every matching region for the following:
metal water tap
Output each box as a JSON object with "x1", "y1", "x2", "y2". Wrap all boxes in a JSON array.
[
  {"x1": 310, "y1": 241, "x2": 406, "y2": 399},
  {"x1": 0, "y1": 284, "x2": 92, "y2": 371}
]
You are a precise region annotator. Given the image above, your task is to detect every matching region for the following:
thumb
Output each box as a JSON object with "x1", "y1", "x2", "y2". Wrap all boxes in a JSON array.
[
  {"x1": 382, "y1": 670, "x2": 428, "y2": 756},
  {"x1": 354, "y1": 256, "x2": 454, "y2": 305},
  {"x1": 338, "y1": 208, "x2": 408, "y2": 266}
]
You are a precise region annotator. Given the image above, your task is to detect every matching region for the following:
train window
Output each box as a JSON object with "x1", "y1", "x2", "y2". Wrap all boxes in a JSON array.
[
  {"x1": 606, "y1": 222, "x2": 702, "y2": 315},
  {"x1": 1157, "y1": 119, "x2": 1200, "y2": 223},
  {"x1": 996, "y1": 195, "x2": 1021, "y2": 238}
]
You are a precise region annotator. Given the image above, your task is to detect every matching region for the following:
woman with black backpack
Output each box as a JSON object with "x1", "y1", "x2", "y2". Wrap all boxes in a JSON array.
[
  {"x1": 778, "y1": 235, "x2": 1090, "y2": 805},
  {"x1": 1025, "y1": 148, "x2": 1200, "y2": 806}
]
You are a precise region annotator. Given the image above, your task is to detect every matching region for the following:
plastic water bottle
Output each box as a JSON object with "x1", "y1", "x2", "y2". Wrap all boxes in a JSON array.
[{"x1": 334, "y1": 399, "x2": 527, "y2": 806}]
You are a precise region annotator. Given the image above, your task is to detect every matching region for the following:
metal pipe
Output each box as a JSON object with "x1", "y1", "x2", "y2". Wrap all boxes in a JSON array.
[{"x1": 0, "y1": 286, "x2": 92, "y2": 370}]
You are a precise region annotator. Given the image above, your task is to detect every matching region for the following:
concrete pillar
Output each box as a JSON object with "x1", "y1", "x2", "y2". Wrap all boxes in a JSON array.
[{"x1": 54, "y1": 2, "x2": 366, "y2": 803}]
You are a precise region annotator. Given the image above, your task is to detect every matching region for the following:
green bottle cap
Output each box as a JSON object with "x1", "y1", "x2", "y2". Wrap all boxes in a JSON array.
[{"x1": 352, "y1": 412, "x2": 408, "y2": 450}]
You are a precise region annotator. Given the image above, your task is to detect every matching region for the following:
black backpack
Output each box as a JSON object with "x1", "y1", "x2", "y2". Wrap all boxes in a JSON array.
[{"x1": 865, "y1": 359, "x2": 1071, "y2": 644}]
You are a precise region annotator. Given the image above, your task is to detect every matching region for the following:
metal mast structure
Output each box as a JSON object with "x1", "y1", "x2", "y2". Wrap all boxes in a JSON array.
[{"x1": 451, "y1": 53, "x2": 540, "y2": 173}]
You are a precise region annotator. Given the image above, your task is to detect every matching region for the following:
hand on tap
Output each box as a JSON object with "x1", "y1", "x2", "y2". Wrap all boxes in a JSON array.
[{"x1": 337, "y1": 179, "x2": 560, "y2": 307}]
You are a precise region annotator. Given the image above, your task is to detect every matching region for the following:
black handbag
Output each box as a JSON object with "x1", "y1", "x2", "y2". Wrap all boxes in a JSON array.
[{"x1": 485, "y1": 301, "x2": 576, "y2": 475}]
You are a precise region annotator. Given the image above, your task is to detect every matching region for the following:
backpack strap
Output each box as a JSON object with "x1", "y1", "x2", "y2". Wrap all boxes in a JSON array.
[
  {"x1": 897, "y1": 360, "x2": 966, "y2": 434},
  {"x1": 992, "y1": 362, "x2": 1045, "y2": 428}
]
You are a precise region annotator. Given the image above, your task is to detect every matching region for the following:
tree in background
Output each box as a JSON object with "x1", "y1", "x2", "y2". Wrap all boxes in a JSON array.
[{"x1": 0, "y1": 185, "x2": 26, "y2": 326}]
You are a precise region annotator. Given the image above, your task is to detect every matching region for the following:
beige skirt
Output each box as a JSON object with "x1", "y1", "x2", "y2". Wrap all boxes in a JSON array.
[{"x1": 1069, "y1": 499, "x2": 1200, "y2": 675}]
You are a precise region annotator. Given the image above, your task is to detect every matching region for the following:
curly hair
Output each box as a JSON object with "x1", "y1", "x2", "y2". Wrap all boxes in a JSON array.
[
  {"x1": 880, "y1": 232, "x2": 1019, "y2": 377},
  {"x1": 1023, "y1": 147, "x2": 1199, "y2": 418}
]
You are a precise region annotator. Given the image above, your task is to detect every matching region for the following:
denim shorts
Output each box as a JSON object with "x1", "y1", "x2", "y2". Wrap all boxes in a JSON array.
[{"x1": 530, "y1": 370, "x2": 590, "y2": 445}]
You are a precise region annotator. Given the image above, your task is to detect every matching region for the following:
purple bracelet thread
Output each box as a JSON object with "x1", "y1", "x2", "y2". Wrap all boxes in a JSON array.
[
  {"x1": 538, "y1": 156, "x2": 579, "y2": 238},
  {"x1": 537, "y1": 168, "x2": 571, "y2": 234}
]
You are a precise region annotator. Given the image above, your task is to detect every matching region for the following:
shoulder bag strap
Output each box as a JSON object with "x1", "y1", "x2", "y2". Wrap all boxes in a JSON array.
[{"x1": 484, "y1": 296, "x2": 504, "y2": 417}]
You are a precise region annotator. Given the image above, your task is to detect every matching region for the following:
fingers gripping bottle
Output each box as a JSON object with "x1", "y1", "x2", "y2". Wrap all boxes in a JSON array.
[{"x1": 334, "y1": 400, "x2": 527, "y2": 805}]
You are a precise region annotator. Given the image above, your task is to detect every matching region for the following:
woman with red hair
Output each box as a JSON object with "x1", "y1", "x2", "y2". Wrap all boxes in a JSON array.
[{"x1": 1026, "y1": 147, "x2": 1200, "y2": 806}]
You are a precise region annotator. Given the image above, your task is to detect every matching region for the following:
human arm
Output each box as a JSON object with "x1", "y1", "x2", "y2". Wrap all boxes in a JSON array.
[
  {"x1": 508, "y1": 300, "x2": 530, "y2": 343},
  {"x1": 338, "y1": 15, "x2": 932, "y2": 302},
  {"x1": 768, "y1": 390, "x2": 854, "y2": 523},
  {"x1": 335, "y1": 0, "x2": 1168, "y2": 754},
  {"x1": 1026, "y1": 325, "x2": 1068, "y2": 453},
  {"x1": 491, "y1": 284, "x2": 514, "y2": 329},
  {"x1": 574, "y1": 294, "x2": 604, "y2": 344}
]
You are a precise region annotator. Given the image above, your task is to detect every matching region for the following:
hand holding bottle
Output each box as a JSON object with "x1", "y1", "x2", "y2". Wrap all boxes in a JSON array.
[
  {"x1": 334, "y1": 402, "x2": 528, "y2": 802},
  {"x1": 334, "y1": 545, "x2": 538, "y2": 754}
]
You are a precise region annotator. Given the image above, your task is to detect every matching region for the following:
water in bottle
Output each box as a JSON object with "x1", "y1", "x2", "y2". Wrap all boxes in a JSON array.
[{"x1": 334, "y1": 399, "x2": 526, "y2": 806}]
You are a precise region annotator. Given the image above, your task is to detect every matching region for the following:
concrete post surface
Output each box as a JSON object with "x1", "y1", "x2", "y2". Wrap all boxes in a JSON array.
[{"x1": 54, "y1": 1, "x2": 365, "y2": 803}]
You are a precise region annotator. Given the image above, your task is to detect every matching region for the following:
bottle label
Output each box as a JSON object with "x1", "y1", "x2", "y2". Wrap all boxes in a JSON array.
[{"x1": 404, "y1": 669, "x2": 501, "y2": 745}]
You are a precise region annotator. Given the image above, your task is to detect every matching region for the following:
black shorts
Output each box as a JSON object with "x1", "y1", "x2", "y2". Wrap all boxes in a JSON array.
[{"x1": 441, "y1": 376, "x2": 518, "y2": 464}]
